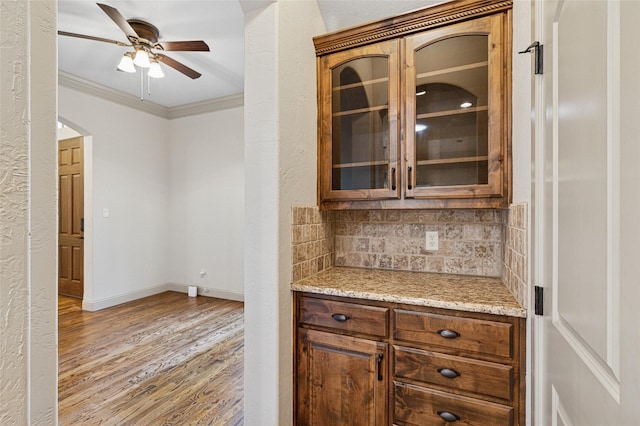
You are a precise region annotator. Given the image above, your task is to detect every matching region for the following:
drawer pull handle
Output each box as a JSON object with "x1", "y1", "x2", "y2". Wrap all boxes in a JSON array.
[
  {"x1": 331, "y1": 313, "x2": 348, "y2": 322},
  {"x1": 437, "y1": 411, "x2": 460, "y2": 422},
  {"x1": 438, "y1": 368, "x2": 460, "y2": 379},
  {"x1": 437, "y1": 329, "x2": 460, "y2": 339}
]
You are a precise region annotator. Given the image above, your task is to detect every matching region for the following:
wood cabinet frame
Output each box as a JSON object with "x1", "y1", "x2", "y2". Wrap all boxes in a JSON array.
[
  {"x1": 293, "y1": 291, "x2": 526, "y2": 426},
  {"x1": 318, "y1": 41, "x2": 400, "y2": 202},
  {"x1": 314, "y1": 0, "x2": 513, "y2": 210}
]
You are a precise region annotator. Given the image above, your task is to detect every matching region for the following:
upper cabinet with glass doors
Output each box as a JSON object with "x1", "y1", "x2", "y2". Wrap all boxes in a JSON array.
[
  {"x1": 314, "y1": 0, "x2": 512, "y2": 209},
  {"x1": 318, "y1": 40, "x2": 400, "y2": 202}
]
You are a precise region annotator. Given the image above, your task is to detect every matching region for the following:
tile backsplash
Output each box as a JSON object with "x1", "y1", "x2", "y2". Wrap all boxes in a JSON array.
[
  {"x1": 333, "y1": 209, "x2": 504, "y2": 277},
  {"x1": 291, "y1": 207, "x2": 333, "y2": 282},
  {"x1": 503, "y1": 203, "x2": 528, "y2": 307},
  {"x1": 292, "y1": 204, "x2": 529, "y2": 309}
]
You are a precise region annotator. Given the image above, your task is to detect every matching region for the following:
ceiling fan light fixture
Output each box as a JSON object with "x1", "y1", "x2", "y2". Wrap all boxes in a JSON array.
[
  {"x1": 117, "y1": 53, "x2": 136, "y2": 73},
  {"x1": 148, "y1": 61, "x2": 164, "y2": 79},
  {"x1": 133, "y1": 48, "x2": 151, "y2": 68}
]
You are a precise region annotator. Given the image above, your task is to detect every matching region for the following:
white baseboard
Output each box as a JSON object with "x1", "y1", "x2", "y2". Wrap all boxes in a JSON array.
[
  {"x1": 82, "y1": 283, "x2": 244, "y2": 311},
  {"x1": 82, "y1": 284, "x2": 173, "y2": 311},
  {"x1": 166, "y1": 282, "x2": 244, "y2": 302}
]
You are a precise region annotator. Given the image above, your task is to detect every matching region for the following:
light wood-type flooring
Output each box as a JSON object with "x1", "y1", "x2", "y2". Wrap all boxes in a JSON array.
[{"x1": 58, "y1": 291, "x2": 244, "y2": 425}]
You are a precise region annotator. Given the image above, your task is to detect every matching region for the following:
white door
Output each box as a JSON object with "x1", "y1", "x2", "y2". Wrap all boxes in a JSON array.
[{"x1": 533, "y1": 0, "x2": 640, "y2": 425}]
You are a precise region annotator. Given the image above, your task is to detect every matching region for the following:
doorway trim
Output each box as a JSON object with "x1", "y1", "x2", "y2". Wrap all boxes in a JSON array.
[{"x1": 58, "y1": 117, "x2": 94, "y2": 309}]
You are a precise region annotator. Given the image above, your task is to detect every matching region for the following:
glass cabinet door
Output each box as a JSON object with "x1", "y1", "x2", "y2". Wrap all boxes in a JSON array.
[
  {"x1": 319, "y1": 40, "x2": 399, "y2": 201},
  {"x1": 405, "y1": 14, "x2": 505, "y2": 199}
]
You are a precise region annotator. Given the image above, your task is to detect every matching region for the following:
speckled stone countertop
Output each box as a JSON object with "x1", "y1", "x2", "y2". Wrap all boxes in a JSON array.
[{"x1": 291, "y1": 267, "x2": 526, "y2": 318}]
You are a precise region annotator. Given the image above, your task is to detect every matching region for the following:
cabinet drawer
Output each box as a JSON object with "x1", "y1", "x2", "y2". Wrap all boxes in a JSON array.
[
  {"x1": 299, "y1": 296, "x2": 389, "y2": 337},
  {"x1": 394, "y1": 309, "x2": 512, "y2": 359},
  {"x1": 394, "y1": 382, "x2": 513, "y2": 426},
  {"x1": 394, "y1": 346, "x2": 513, "y2": 400}
]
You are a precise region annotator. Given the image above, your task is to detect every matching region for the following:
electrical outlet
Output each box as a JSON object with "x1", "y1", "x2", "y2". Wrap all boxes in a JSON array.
[{"x1": 425, "y1": 231, "x2": 439, "y2": 251}]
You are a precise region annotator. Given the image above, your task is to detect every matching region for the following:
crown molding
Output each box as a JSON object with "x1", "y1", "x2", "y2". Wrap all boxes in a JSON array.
[
  {"x1": 58, "y1": 71, "x2": 244, "y2": 120},
  {"x1": 58, "y1": 71, "x2": 169, "y2": 118},
  {"x1": 167, "y1": 93, "x2": 244, "y2": 119},
  {"x1": 314, "y1": 0, "x2": 512, "y2": 55}
]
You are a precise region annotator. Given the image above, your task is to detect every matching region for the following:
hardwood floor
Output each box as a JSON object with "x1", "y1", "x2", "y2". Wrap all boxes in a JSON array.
[{"x1": 58, "y1": 292, "x2": 244, "y2": 425}]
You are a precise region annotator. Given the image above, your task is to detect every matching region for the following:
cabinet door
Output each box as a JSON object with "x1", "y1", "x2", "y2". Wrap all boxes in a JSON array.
[
  {"x1": 404, "y1": 14, "x2": 507, "y2": 200},
  {"x1": 318, "y1": 40, "x2": 400, "y2": 202},
  {"x1": 296, "y1": 328, "x2": 388, "y2": 426}
]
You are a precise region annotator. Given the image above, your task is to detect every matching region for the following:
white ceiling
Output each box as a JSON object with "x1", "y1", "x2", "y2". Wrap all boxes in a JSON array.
[{"x1": 58, "y1": 0, "x2": 442, "y2": 109}]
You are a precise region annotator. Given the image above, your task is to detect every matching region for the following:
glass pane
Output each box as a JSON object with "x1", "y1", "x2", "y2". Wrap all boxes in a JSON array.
[
  {"x1": 332, "y1": 110, "x2": 389, "y2": 164},
  {"x1": 413, "y1": 35, "x2": 489, "y2": 187},
  {"x1": 332, "y1": 81, "x2": 389, "y2": 113},
  {"x1": 416, "y1": 161, "x2": 488, "y2": 187},
  {"x1": 333, "y1": 164, "x2": 389, "y2": 191},
  {"x1": 331, "y1": 56, "x2": 390, "y2": 191},
  {"x1": 416, "y1": 110, "x2": 488, "y2": 162}
]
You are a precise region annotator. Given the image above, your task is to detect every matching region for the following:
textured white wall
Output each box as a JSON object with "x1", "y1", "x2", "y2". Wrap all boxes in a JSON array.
[
  {"x1": 0, "y1": 0, "x2": 58, "y2": 423},
  {"x1": 243, "y1": 0, "x2": 325, "y2": 424},
  {"x1": 511, "y1": 1, "x2": 532, "y2": 204},
  {"x1": 168, "y1": 107, "x2": 245, "y2": 299},
  {"x1": 59, "y1": 86, "x2": 172, "y2": 308},
  {"x1": 244, "y1": 4, "x2": 280, "y2": 423}
]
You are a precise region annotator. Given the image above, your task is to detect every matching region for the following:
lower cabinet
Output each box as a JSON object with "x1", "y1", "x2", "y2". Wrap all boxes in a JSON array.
[
  {"x1": 296, "y1": 329, "x2": 388, "y2": 425},
  {"x1": 294, "y1": 292, "x2": 525, "y2": 426}
]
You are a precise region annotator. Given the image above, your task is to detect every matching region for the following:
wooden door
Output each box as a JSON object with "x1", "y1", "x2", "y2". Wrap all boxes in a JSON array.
[
  {"x1": 296, "y1": 328, "x2": 388, "y2": 425},
  {"x1": 533, "y1": 0, "x2": 640, "y2": 424},
  {"x1": 58, "y1": 136, "x2": 84, "y2": 298}
]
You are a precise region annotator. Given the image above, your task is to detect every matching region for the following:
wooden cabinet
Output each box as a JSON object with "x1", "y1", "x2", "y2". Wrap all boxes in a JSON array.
[
  {"x1": 295, "y1": 295, "x2": 389, "y2": 425},
  {"x1": 314, "y1": 0, "x2": 512, "y2": 210},
  {"x1": 296, "y1": 329, "x2": 388, "y2": 426},
  {"x1": 294, "y1": 292, "x2": 525, "y2": 426}
]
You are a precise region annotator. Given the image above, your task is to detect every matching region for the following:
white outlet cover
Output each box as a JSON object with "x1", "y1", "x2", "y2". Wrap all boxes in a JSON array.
[{"x1": 425, "y1": 231, "x2": 439, "y2": 251}]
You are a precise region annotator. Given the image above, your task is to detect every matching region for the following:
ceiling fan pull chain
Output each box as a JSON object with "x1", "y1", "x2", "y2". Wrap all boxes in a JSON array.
[
  {"x1": 147, "y1": 72, "x2": 152, "y2": 97},
  {"x1": 140, "y1": 68, "x2": 144, "y2": 102}
]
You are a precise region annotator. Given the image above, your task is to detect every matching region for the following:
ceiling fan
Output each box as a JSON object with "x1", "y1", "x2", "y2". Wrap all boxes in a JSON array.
[{"x1": 58, "y1": 3, "x2": 209, "y2": 79}]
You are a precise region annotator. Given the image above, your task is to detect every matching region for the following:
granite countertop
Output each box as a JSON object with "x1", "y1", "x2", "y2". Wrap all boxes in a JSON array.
[{"x1": 291, "y1": 267, "x2": 526, "y2": 318}]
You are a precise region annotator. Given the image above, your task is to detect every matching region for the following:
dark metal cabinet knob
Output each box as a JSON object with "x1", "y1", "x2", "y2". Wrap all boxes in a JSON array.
[
  {"x1": 437, "y1": 329, "x2": 460, "y2": 339},
  {"x1": 438, "y1": 368, "x2": 460, "y2": 379},
  {"x1": 331, "y1": 313, "x2": 348, "y2": 322},
  {"x1": 437, "y1": 411, "x2": 460, "y2": 422}
]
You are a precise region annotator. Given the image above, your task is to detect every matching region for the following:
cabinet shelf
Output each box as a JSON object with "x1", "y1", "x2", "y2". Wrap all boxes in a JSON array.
[
  {"x1": 417, "y1": 105, "x2": 487, "y2": 120},
  {"x1": 333, "y1": 160, "x2": 389, "y2": 169},
  {"x1": 416, "y1": 156, "x2": 488, "y2": 166},
  {"x1": 333, "y1": 104, "x2": 388, "y2": 117},
  {"x1": 333, "y1": 76, "x2": 389, "y2": 91},
  {"x1": 416, "y1": 61, "x2": 488, "y2": 80}
]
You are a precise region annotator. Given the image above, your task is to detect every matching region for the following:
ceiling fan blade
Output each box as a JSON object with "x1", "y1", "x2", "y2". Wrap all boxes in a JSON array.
[
  {"x1": 156, "y1": 54, "x2": 202, "y2": 79},
  {"x1": 97, "y1": 3, "x2": 139, "y2": 39},
  {"x1": 157, "y1": 40, "x2": 210, "y2": 52},
  {"x1": 58, "y1": 30, "x2": 129, "y2": 47}
]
